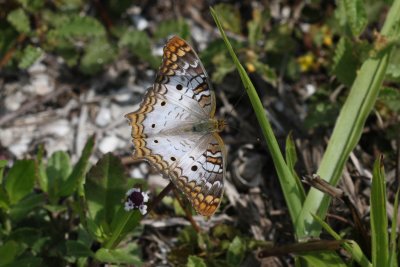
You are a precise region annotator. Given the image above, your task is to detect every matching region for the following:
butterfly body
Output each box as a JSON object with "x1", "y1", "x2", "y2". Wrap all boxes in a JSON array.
[{"x1": 126, "y1": 36, "x2": 226, "y2": 216}]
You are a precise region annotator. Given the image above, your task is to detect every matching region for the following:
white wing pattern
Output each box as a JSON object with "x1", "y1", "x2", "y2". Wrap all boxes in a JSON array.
[{"x1": 126, "y1": 36, "x2": 225, "y2": 216}]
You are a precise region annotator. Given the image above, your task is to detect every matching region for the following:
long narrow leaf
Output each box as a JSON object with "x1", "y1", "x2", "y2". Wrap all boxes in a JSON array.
[
  {"x1": 388, "y1": 189, "x2": 399, "y2": 267},
  {"x1": 370, "y1": 156, "x2": 389, "y2": 266},
  {"x1": 210, "y1": 7, "x2": 303, "y2": 224}
]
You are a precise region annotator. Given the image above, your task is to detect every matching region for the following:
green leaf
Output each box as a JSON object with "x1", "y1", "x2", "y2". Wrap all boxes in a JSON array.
[
  {"x1": 154, "y1": 18, "x2": 190, "y2": 40},
  {"x1": 9, "y1": 193, "x2": 45, "y2": 222},
  {"x1": 388, "y1": 189, "x2": 399, "y2": 267},
  {"x1": 80, "y1": 39, "x2": 117, "y2": 74},
  {"x1": 54, "y1": 15, "x2": 106, "y2": 38},
  {"x1": 342, "y1": 0, "x2": 368, "y2": 37},
  {"x1": 18, "y1": 45, "x2": 43, "y2": 69},
  {"x1": 299, "y1": 252, "x2": 347, "y2": 267},
  {"x1": 187, "y1": 255, "x2": 207, "y2": 267},
  {"x1": 226, "y1": 236, "x2": 246, "y2": 267},
  {"x1": 371, "y1": 156, "x2": 389, "y2": 266},
  {"x1": 213, "y1": 4, "x2": 241, "y2": 34},
  {"x1": 285, "y1": 133, "x2": 306, "y2": 202},
  {"x1": 247, "y1": 9, "x2": 270, "y2": 48},
  {"x1": 5, "y1": 160, "x2": 36, "y2": 205},
  {"x1": 386, "y1": 46, "x2": 400, "y2": 80},
  {"x1": 95, "y1": 247, "x2": 142, "y2": 265},
  {"x1": 378, "y1": 87, "x2": 400, "y2": 112},
  {"x1": 17, "y1": 0, "x2": 45, "y2": 12},
  {"x1": 0, "y1": 241, "x2": 18, "y2": 266},
  {"x1": 332, "y1": 38, "x2": 359, "y2": 86},
  {"x1": 85, "y1": 153, "x2": 127, "y2": 228},
  {"x1": 66, "y1": 240, "x2": 94, "y2": 258},
  {"x1": 252, "y1": 60, "x2": 277, "y2": 87},
  {"x1": 8, "y1": 228, "x2": 41, "y2": 248},
  {"x1": 0, "y1": 160, "x2": 7, "y2": 182},
  {"x1": 7, "y1": 8, "x2": 30, "y2": 34},
  {"x1": 119, "y1": 29, "x2": 159, "y2": 68},
  {"x1": 60, "y1": 135, "x2": 94, "y2": 197},
  {"x1": 3, "y1": 256, "x2": 42, "y2": 267},
  {"x1": 46, "y1": 151, "x2": 72, "y2": 203}
]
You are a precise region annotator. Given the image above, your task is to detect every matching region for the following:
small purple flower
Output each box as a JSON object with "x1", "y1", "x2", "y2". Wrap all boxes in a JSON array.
[{"x1": 124, "y1": 188, "x2": 149, "y2": 215}]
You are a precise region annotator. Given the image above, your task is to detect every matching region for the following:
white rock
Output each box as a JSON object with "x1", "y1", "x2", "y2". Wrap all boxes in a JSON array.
[
  {"x1": 8, "y1": 137, "x2": 31, "y2": 158},
  {"x1": 43, "y1": 119, "x2": 71, "y2": 137},
  {"x1": 130, "y1": 167, "x2": 144, "y2": 179},
  {"x1": 4, "y1": 90, "x2": 26, "y2": 111},
  {"x1": 95, "y1": 105, "x2": 112, "y2": 127},
  {"x1": 99, "y1": 135, "x2": 120, "y2": 153}
]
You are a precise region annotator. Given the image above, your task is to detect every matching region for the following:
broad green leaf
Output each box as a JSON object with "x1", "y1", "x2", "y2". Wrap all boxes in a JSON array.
[
  {"x1": 85, "y1": 153, "x2": 127, "y2": 227},
  {"x1": 95, "y1": 247, "x2": 142, "y2": 265},
  {"x1": 0, "y1": 241, "x2": 18, "y2": 266},
  {"x1": 54, "y1": 15, "x2": 106, "y2": 38},
  {"x1": 18, "y1": 45, "x2": 42, "y2": 69},
  {"x1": 371, "y1": 156, "x2": 389, "y2": 266},
  {"x1": 66, "y1": 240, "x2": 94, "y2": 258},
  {"x1": 386, "y1": 46, "x2": 400, "y2": 81},
  {"x1": 342, "y1": 0, "x2": 368, "y2": 37},
  {"x1": 187, "y1": 255, "x2": 207, "y2": 267},
  {"x1": 332, "y1": 38, "x2": 359, "y2": 86},
  {"x1": 80, "y1": 39, "x2": 117, "y2": 74},
  {"x1": 227, "y1": 236, "x2": 246, "y2": 267},
  {"x1": 46, "y1": 151, "x2": 72, "y2": 203},
  {"x1": 9, "y1": 193, "x2": 45, "y2": 222},
  {"x1": 5, "y1": 160, "x2": 36, "y2": 205},
  {"x1": 60, "y1": 135, "x2": 94, "y2": 197},
  {"x1": 378, "y1": 87, "x2": 400, "y2": 112},
  {"x1": 7, "y1": 8, "x2": 30, "y2": 34},
  {"x1": 105, "y1": 208, "x2": 141, "y2": 249},
  {"x1": 119, "y1": 29, "x2": 159, "y2": 68},
  {"x1": 8, "y1": 228, "x2": 41, "y2": 248}
]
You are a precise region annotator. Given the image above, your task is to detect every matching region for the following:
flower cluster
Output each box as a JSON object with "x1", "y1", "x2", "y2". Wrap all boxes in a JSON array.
[{"x1": 124, "y1": 188, "x2": 149, "y2": 215}]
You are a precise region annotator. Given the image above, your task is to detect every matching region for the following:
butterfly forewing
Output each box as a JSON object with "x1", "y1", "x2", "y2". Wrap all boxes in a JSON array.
[
  {"x1": 126, "y1": 36, "x2": 225, "y2": 216},
  {"x1": 155, "y1": 36, "x2": 215, "y2": 117}
]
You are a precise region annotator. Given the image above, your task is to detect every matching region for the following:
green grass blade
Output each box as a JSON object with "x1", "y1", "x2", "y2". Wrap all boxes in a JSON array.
[
  {"x1": 296, "y1": 0, "x2": 400, "y2": 238},
  {"x1": 210, "y1": 7, "x2": 303, "y2": 225},
  {"x1": 371, "y1": 156, "x2": 389, "y2": 266},
  {"x1": 388, "y1": 189, "x2": 399, "y2": 267}
]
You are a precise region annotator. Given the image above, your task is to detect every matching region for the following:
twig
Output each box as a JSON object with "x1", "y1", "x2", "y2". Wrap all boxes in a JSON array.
[
  {"x1": 258, "y1": 240, "x2": 345, "y2": 258},
  {"x1": 146, "y1": 181, "x2": 175, "y2": 214},
  {"x1": 0, "y1": 85, "x2": 71, "y2": 127},
  {"x1": 172, "y1": 187, "x2": 202, "y2": 233},
  {"x1": 0, "y1": 33, "x2": 26, "y2": 69}
]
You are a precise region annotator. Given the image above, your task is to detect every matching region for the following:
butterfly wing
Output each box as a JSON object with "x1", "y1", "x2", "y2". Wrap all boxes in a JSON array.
[{"x1": 155, "y1": 36, "x2": 216, "y2": 117}]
